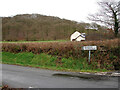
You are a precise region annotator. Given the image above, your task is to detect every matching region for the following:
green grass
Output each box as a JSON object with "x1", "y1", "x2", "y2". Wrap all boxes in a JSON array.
[
  {"x1": 1, "y1": 40, "x2": 67, "y2": 43},
  {"x1": 2, "y1": 52, "x2": 109, "y2": 72}
]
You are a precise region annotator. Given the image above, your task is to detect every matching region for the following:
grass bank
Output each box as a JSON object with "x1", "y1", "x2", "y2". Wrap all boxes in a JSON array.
[{"x1": 2, "y1": 52, "x2": 108, "y2": 72}]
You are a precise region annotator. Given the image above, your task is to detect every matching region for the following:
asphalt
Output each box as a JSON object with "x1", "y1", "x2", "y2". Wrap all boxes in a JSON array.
[{"x1": 1, "y1": 64, "x2": 119, "y2": 88}]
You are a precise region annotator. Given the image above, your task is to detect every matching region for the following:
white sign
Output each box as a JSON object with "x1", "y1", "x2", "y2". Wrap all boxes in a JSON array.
[
  {"x1": 82, "y1": 46, "x2": 97, "y2": 50},
  {"x1": 82, "y1": 46, "x2": 97, "y2": 62}
]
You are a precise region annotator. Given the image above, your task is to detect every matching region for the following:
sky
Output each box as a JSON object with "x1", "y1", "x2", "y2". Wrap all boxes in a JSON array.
[{"x1": 0, "y1": 0, "x2": 100, "y2": 23}]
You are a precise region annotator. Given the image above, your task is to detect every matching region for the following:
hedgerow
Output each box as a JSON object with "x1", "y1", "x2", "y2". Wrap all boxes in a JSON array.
[{"x1": 1, "y1": 39, "x2": 120, "y2": 70}]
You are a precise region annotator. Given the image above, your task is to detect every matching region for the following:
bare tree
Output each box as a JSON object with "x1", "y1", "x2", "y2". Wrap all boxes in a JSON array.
[{"x1": 88, "y1": 0, "x2": 120, "y2": 37}]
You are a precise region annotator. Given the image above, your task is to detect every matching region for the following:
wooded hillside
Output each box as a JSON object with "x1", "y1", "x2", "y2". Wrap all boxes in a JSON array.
[{"x1": 2, "y1": 14, "x2": 113, "y2": 41}]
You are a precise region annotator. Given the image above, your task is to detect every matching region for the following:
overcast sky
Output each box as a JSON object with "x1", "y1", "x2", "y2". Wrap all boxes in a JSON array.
[{"x1": 1, "y1": 0, "x2": 100, "y2": 23}]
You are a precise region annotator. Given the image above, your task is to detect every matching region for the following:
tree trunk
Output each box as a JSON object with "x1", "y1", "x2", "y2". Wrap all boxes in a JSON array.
[{"x1": 114, "y1": 22, "x2": 119, "y2": 37}]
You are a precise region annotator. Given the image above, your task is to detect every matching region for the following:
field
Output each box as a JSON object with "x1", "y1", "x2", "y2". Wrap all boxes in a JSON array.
[
  {"x1": 1, "y1": 39, "x2": 120, "y2": 71},
  {"x1": 1, "y1": 40, "x2": 67, "y2": 43}
]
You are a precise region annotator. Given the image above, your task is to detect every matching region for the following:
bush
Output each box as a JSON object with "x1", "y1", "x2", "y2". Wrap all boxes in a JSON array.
[{"x1": 1, "y1": 39, "x2": 120, "y2": 70}]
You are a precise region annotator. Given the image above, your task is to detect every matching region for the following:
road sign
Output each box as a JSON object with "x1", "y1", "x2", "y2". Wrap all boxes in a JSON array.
[
  {"x1": 82, "y1": 46, "x2": 97, "y2": 50},
  {"x1": 82, "y1": 46, "x2": 97, "y2": 62}
]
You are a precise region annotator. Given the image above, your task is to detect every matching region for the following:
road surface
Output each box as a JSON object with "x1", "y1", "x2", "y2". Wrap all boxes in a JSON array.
[{"x1": 1, "y1": 64, "x2": 119, "y2": 88}]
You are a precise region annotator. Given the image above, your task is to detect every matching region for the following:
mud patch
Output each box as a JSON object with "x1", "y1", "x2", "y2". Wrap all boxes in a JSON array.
[{"x1": 52, "y1": 73, "x2": 109, "y2": 81}]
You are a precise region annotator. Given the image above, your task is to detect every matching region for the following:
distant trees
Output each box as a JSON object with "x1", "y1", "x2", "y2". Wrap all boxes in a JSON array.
[
  {"x1": 2, "y1": 14, "x2": 110, "y2": 41},
  {"x1": 88, "y1": 0, "x2": 120, "y2": 37}
]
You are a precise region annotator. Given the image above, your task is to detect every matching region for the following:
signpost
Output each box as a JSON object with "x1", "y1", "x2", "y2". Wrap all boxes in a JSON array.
[{"x1": 82, "y1": 46, "x2": 97, "y2": 62}]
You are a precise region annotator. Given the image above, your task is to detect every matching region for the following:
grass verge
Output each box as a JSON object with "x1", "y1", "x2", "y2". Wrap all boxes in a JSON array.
[{"x1": 2, "y1": 52, "x2": 109, "y2": 73}]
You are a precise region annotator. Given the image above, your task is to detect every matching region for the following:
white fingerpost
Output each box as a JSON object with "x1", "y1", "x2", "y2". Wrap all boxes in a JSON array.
[{"x1": 82, "y1": 46, "x2": 97, "y2": 62}]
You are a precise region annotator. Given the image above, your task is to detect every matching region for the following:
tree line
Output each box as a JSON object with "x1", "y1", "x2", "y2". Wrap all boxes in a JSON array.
[{"x1": 2, "y1": 14, "x2": 115, "y2": 41}]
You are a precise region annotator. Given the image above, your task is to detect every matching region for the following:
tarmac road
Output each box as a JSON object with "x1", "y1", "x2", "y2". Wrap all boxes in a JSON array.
[{"x1": 1, "y1": 64, "x2": 119, "y2": 88}]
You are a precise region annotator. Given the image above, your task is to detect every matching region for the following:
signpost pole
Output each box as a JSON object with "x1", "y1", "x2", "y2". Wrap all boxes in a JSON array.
[{"x1": 88, "y1": 50, "x2": 91, "y2": 62}]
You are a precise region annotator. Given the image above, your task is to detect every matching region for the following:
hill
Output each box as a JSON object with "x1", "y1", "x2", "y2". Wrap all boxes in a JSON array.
[{"x1": 2, "y1": 14, "x2": 111, "y2": 41}]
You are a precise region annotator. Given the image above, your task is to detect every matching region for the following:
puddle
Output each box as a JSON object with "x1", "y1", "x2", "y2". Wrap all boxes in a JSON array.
[{"x1": 52, "y1": 73, "x2": 109, "y2": 81}]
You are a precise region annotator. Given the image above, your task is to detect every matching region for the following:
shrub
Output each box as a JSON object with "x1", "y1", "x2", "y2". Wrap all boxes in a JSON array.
[{"x1": 1, "y1": 38, "x2": 120, "y2": 70}]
